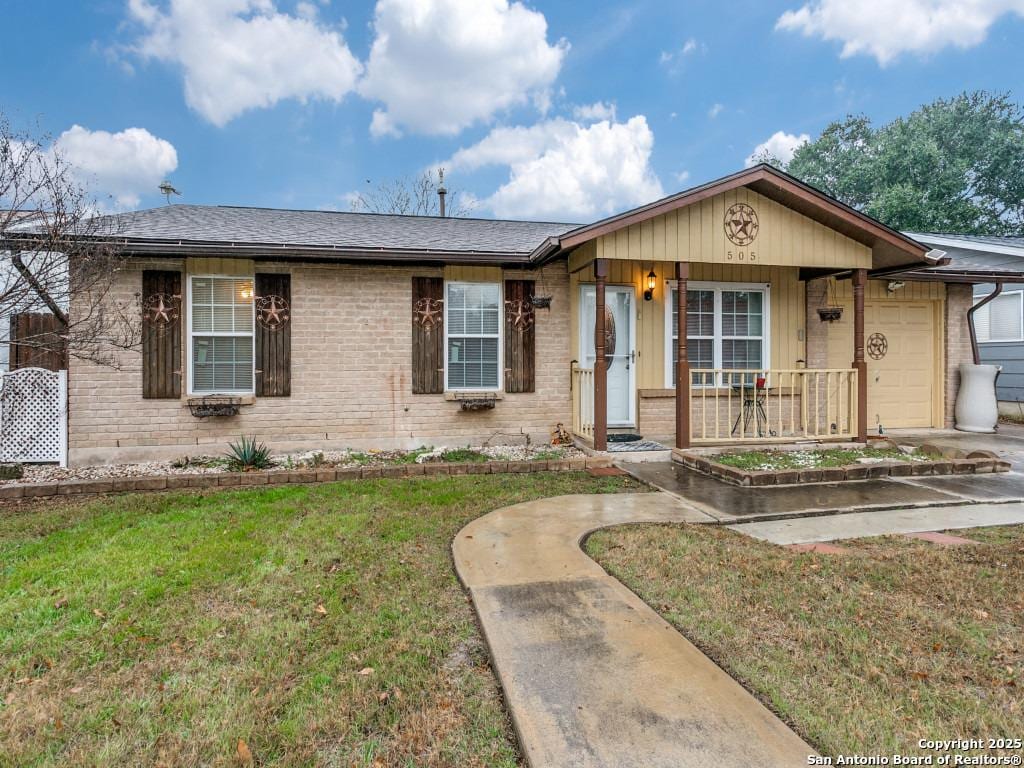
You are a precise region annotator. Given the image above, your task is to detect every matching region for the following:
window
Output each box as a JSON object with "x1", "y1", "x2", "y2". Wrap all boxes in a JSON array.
[
  {"x1": 974, "y1": 291, "x2": 1023, "y2": 342},
  {"x1": 445, "y1": 282, "x2": 501, "y2": 390},
  {"x1": 189, "y1": 276, "x2": 255, "y2": 394},
  {"x1": 666, "y1": 282, "x2": 770, "y2": 387}
]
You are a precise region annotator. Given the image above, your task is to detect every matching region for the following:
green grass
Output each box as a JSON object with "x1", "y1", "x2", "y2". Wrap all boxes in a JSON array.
[
  {"x1": 0, "y1": 472, "x2": 641, "y2": 767},
  {"x1": 587, "y1": 523, "x2": 1024, "y2": 758},
  {"x1": 714, "y1": 445, "x2": 917, "y2": 471},
  {"x1": 439, "y1": 448, "x2": 490, "y2": 463}
]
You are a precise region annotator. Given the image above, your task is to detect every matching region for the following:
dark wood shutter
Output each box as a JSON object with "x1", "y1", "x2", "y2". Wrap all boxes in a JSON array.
[
  {"x1": 141, "y1": 270, "x2": 182, "y2": 399},
  {"x1": 255, "y1": 273, "x2": 291, "y2": 397},
  {"x1": 504, "y1": 279, "x2": 535, "y2": 393},
  {"x1": 411, "y1": 276, "x2": 444, "y2": 394},
  {"x1": 9, "y1": 312, "x2": 67, "y2": 371}
]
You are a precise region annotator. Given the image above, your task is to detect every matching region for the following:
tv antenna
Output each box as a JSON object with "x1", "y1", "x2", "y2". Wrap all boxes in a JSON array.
[{"x1": 158, "y1": 181, "x2": 181, "y2": 204}]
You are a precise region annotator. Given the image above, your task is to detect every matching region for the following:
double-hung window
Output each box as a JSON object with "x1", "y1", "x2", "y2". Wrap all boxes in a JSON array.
[
  {"x1": 666, "y1": 282, "x2": 770, "y2": 387},
  {"x1": 189, "y1": 276, "x2": 255, "y2": 394},
  {"x1": 445, "y1": 282, "x2": 501, "y2": 391},
  {"x1": 973, "y1": 291, "x2": 1024, "y2": 342}
]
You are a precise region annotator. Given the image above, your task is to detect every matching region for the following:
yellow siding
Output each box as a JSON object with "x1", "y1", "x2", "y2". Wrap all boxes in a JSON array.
[
  {"x1": 569, "y1": 262, "x2": 806, "y2": 389},
  {"x1": 832, "y1": 278, "x2": 945, "y2": 301},
  {"x1": 593, "y1": 187, "x2": 871, "y2": 269},
  {"x1": 186, "y1": 257, "x2": 254, "y2": 276},
  {"x1": 444, "y1": 265, "x2": 503, "y2": 282}
]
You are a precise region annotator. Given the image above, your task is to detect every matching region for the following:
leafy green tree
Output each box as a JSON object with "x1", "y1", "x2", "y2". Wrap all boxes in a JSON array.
[{"x1": 776, "y1": 92, "x2": 1024, "y2": 235}]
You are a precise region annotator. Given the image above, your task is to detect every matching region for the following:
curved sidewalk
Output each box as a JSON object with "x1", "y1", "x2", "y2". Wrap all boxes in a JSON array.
[{"x1": 453, "y1": 492, "x2": 814, "y2": 768}]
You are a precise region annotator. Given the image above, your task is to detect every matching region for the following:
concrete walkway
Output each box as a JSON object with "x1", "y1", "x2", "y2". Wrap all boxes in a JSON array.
[
  {"x1": 453, "y1": 492, "x2": 815, "y2": 768},
  {"x1": 729, "y1": 501, "x2": 1024, "y2": 544}
]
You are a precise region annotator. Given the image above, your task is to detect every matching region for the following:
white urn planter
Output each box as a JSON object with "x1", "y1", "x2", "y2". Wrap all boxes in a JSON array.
[{"x1": 955, "y1": 363, "x2": 1001, "y2": 433}]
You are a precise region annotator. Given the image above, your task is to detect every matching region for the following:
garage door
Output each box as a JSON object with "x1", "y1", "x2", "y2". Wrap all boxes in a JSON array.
[{"x1": 828, "y1": 300, "x2": 936, "y2": 429}]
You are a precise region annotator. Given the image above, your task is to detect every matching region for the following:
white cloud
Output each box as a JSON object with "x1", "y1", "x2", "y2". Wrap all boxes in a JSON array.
[
  {"x1": 673, "y1": 170, "x2": 691, "y2": 185},
  {"x1": 745, "y1": 130, "x2": 810, "y2": 167},
  {"x1": 708, "y1": 103, "x2": 724, "y2": 119},
  {"x1": 447, "y1": 116, "x2": 664, "y2": 221},
  {"x1": 127, "y1": 0, "x2": 362, "y2": 126},
  {"x1": 659, "y1": 37, "x2": 705, "y2": 68},
  {"x1": 53, "y1": 125, "x2": 178, "y2": 209},
  {"x1": 359, "y1": 0, "x2": 568, "y2": 136},
  {"x1": 777, "y1": 0, "x2": 1024, "y2": 65},
  {"x1": 572, "y1": 101, "x2": 617, "y2": 122}
]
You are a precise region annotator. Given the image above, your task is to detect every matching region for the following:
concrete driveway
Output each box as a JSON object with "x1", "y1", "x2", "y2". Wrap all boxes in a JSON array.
[{"x1": 453, "y1": 492, "x2": 815, "y2": 768}]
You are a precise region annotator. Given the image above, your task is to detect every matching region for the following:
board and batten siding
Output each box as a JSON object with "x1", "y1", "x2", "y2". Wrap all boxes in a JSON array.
[
  {"x1": 569, "y1": 261, "x2": 806, "y2": 390},
  {"x1": 568, "y1": 187, "x2": 872, "y2": 271}
]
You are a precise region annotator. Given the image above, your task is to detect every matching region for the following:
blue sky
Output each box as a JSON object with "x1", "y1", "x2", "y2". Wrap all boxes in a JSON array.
[{"x1": 2, "y1": 0, "x2": 1023, "y2": 222}]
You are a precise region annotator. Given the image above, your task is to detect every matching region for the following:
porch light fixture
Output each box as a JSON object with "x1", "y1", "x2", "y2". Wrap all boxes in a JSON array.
[{"x1": 644, "y1": 269, "x2": 657, "y2": 301}]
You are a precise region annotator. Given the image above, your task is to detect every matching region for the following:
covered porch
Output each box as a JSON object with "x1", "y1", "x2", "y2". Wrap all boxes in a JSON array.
[{"x1": 558, "y1": 165, "x2": 941, "y2": 451}]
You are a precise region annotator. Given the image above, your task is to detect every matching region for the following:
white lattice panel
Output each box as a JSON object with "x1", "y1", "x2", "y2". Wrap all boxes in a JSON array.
[{"x1": 0, "y1": 368, "x2": 67, "y2": 466}]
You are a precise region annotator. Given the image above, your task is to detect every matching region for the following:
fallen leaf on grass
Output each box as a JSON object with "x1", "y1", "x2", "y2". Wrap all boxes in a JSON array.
[
  {"x1": 54, "y1": 598, "x2": 68, "y2": 610},
  {"x1": 315, "y1": 604, "x2": 327, "y2": 615},
  {"x1": 236, "y1": 738, "x2": 254, "y2": 765},
  {"x1": 92, "y1": 609, "x2": 106, "y2": 619},
  {"x1": 358, "y1": 667, "x2": 375, "y2": 676}
]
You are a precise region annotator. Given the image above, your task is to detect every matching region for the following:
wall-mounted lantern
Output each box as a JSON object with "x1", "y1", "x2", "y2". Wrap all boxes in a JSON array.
[{"x1": 644, "y1": 269, "x2": 657, "y2": 301}]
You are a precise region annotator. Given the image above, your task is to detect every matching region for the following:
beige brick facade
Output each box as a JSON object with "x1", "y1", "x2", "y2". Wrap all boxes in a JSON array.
[
  {"x1": 69, "y1": 255, "x2": 972, "y2": 464},
  {"x1": 69, "y1": 259, "x2": 572, "y2": 465},
  {"x1": 944, "y1": 283, "x2": 974, "y2": 428}
]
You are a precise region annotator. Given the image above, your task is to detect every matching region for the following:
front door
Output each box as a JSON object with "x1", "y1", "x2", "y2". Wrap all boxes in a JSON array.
[{"x1": 580, "y1": 285, "x2": 636, "y2": 426}]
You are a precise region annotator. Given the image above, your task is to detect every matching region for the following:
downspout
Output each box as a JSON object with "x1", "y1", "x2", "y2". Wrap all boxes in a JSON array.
[{"x1": 967, "y1": 282, "x2": 1003, "y2": 365}]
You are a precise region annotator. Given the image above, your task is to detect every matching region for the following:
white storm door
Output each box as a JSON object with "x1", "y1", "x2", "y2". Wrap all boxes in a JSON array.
[{"x1": 580, "y1": 285, "x2": 636, "y2": 426}]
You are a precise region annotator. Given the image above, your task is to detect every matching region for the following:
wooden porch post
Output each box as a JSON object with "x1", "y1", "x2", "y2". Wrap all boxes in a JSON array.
[
  {"x1": 852, "y1": 268, "x2": 868, "y2": 441},
  {"x1": 593, "y1": 258, "x2": 608, "y2": 451},
  {"x1": 675, "y1": 262, "x2": 690, "y2": 449}
]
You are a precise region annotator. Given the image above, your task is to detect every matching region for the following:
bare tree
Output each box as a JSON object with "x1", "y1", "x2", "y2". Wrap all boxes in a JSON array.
[
  {"x1": 0, "y1": 114, "x2": 139, "y2": 369},
  {"x1": 349, "y1": 168, "x2": 474, "y2": 217}
]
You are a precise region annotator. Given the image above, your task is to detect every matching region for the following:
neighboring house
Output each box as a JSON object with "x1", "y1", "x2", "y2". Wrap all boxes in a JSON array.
[
  {"x1": 906, "y1": 234, "x2": 1024, "y2": 412},
  {"x1": 8, "y1": 164, "x2": 1021, "y2": 466}
]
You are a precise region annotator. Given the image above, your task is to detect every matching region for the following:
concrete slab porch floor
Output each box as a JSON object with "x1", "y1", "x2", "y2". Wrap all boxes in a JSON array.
[{"x1": 453, "y1": 492, "x2": 815, "y2": 767}]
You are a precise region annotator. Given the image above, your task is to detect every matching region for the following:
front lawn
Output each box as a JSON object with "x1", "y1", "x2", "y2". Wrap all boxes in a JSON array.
[
  {"x1": 587, "y1": 523, "x2": 1023, "y2": 758},
  {"x1": 0, "y1": 473, "x2": 640, "y2": 767}
]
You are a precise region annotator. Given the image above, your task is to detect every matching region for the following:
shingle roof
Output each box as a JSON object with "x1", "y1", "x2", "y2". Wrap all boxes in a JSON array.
[
  {"x1": 897, "y1": 233, "x2": 1024, "y2": 282},
  {"x1": 913, "y1": 233, "x2": 1024, "y2": 250},
  {"x1": 93, "y1": 204, "x2": 580, "y2": 257}
]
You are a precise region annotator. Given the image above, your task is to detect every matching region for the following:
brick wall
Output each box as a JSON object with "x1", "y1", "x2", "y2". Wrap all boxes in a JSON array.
[
  {"x1": 69, "y1": 260, "x2": 572, "y2": 465},
  {"x1": 944, "y1": 283, "x2": 974, "y2": 428}
]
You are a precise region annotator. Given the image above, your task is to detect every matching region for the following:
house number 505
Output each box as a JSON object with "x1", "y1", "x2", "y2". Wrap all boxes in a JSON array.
[{"x1": 726, "y1": 250, "x2": 756, "y2": 261}]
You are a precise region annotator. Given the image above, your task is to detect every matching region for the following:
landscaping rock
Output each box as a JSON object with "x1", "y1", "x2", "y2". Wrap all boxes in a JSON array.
[{"x1": 966, "y1": 449, "x2": 999, "y2": 460}]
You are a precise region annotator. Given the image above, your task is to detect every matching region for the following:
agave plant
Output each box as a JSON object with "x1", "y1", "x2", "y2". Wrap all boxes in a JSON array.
[{"x1": 225, "y1": 435, "x2": 273, "y2": 471}]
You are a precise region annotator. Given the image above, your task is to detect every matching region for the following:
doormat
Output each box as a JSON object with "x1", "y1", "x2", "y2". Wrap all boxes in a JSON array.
[{"x1": 607, "y1": 433, "x2": 643, "y2": 443}]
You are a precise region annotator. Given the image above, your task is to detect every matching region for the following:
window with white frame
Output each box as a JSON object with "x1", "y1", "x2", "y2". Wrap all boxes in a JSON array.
[
  {"x1": 973, "y1": 291, "x2": 1024, "y2": 342},
  {"x1": 445, "y1": 282, "x2": 501, "y2": 390},
  {"x1": 189, "y1": 276, "x2": 255, "y2": 394},
  {"x1": 666, "y1": 282, "x2": 769, "y2": 387}
]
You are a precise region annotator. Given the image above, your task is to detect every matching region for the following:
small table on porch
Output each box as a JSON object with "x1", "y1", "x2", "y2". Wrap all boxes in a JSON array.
[{"x1": 730, "y1": 379, "x2": 773, "y2": 438}]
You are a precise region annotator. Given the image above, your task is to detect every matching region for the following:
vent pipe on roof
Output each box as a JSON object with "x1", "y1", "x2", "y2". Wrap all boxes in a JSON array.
[{"x1": 437, "y1": 167, "x2": 447, "y2": 217}]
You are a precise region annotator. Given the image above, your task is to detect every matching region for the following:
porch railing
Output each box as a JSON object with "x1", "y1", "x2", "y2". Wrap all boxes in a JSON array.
[
  {"x1": 689, "y1": 368, "x2": 858, "y2": 444},
  {"x1": 571, "y1": 365, "x2": 594, "y2": 444}
]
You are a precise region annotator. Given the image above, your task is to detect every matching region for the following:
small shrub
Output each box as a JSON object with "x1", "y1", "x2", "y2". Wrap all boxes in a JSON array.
[
  {"x1": 440, "y1": 448, "x2": 489, "y2": 463},
  {"x1": 225, "y1": 435, "x2": 274, "y2": 471}
]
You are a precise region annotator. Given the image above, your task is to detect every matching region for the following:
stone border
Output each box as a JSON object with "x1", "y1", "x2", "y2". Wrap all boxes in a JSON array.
[
  {"x1": 0, "y1": 457, "x2": 615, "y2": 502},
  {"x1": 672, "y1": 448, "x2": 1009, "y2": 487}
]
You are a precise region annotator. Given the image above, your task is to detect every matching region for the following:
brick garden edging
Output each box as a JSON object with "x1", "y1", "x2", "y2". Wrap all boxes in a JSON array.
[
  {"x1": 672, "y1": 448, "x2": 1009, "y2": 487},
  {"x1": 0, "y1": 457, "x2": 616, "y2": 501}
]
